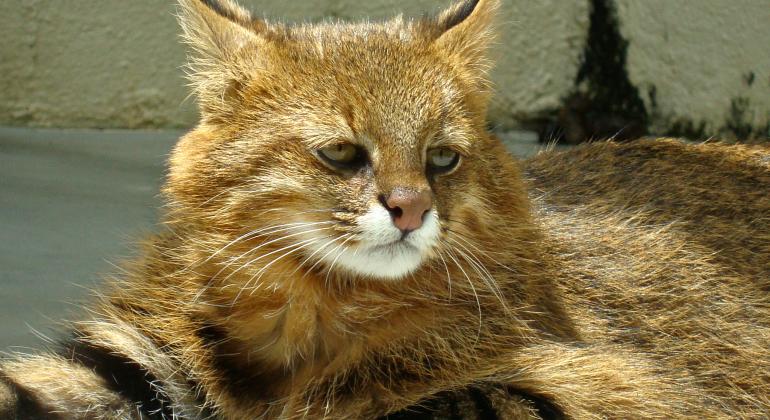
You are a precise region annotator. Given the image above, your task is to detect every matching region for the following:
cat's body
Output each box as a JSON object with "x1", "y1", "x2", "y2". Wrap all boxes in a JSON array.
[
  {"x1": 2, "y1": 0, "x2": 769, "y2": 419},
  {"x1": 518, "y1": 140, "x2": 770, "y2": 418}
]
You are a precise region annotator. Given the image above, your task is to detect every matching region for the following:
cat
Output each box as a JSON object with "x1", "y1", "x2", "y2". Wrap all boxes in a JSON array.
[{"x1": 2, "y1": 0, "x2": 769, "y2": 418}]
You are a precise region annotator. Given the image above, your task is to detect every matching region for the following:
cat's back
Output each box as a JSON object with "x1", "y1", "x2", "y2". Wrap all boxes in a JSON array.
[
  {"x1": 524, "y1": 138, "x2": 770, "y2": 278},
  {"x1": 524, "y1": 138, "x2": 769, "y2": 212},
  {"x1": 516, "y1": 139, "x2": 770, "y2": 417}
]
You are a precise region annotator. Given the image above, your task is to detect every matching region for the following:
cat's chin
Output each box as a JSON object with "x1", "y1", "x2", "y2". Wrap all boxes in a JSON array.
[
  {"x1": 308, "y1": 207, "x2": 440, "y2": 281},
  {"x1": 334, "y1": 241, "x2": 426, "y2": 280}
]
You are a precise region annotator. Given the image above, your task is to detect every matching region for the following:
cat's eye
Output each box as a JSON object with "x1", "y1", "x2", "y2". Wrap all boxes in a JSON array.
[
  {"x1": 317, "y1": 143, "x2": 365, "y2": 170},
  {"x1": 427, "y1": 147, "x2": 460, "y2": 174}
]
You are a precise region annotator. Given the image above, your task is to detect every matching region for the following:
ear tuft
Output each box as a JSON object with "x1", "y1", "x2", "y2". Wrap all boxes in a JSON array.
[
  {"x1": 199, "y1": 0, "x2": 252, "y2": 25},
  {"x1": 438, "y1": 0, "x2": 481, "y2": 32},
  {"x1": 177, "y1": 0, "x2": 266, "y2": 115},
  {"x1": 177, "y1": 0, "x2": 259, "y2": 59},
  {"x1": 430, "y1": 0, "x2": 500, "y2": 72}
]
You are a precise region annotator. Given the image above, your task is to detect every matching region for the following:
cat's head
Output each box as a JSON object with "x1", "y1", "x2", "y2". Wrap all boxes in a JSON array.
[{"x1": 167, "y1": 0, "x2": 516, "y2": 282}]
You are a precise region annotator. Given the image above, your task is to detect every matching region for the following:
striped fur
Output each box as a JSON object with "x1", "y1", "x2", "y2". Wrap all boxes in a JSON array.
[{"x1": 2, "y1": 0, "x2": 770, "y2": 419}]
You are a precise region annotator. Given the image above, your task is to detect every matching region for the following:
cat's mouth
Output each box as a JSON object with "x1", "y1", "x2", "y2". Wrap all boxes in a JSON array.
[
  {"x1": 302, "y1": 208, "x2": 439, "y2": 280},
  {"x1": 371, "y1": 239, "x2": 416, "y2": 251}
]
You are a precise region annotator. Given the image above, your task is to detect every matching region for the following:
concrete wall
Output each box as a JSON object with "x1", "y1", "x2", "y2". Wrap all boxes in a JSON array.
[
  {"x1": 0, "y1": 1, "x2": 195, "y2": 128},
  {"x1": 0, "y1": 0, "x2": 768, "y2": 140},
  {"x1": 617, "y1": 0, "x2": 770, "y2": 139}
]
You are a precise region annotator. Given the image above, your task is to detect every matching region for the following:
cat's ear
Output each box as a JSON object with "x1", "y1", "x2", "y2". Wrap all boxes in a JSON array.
[
  {"x1": 177, "y1": 0, "x2": 269, "y2": 114},
  {"x1": 427, "y1": 0, "x2": 499, "y2": 71}
]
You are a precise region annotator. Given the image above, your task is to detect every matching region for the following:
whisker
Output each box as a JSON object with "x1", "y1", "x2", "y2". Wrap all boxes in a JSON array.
[
  {"x1": 230, "y1": 237, "x2": 326, "y2": 304},
  {"x1": 436, "y1": 250, "x2": 452, "y2": 301},
  {"x1": 447, "y1": 239, "x2": 498, "y2": 285},
  {"x1": 304, "y1": 234, "x2": 354, "y2": 280},
  {"x1": 444, "y1": 248, "x2": 482, "y2": 345},
  {"x1": 218, "y1": 226, "x2": 336, "y2": 284},
  {"x1": 247, "y1": 237, "x2": 328, "y2": 293},
  {"x1": 446, "y1": 217, "x2": 536, "y2": 244},
  {"x1": 192, "y1": 225, "x2": 335, "y2": 303},
  {"x1": 324, "y1": 235, "x2": 356, "y2": 286},
  {"x1": 449, "y1": 239, "x2": 509, "y2": 313},
  {"x1": 448, "y1": 231, "x2": 516, "y2": 272},
  {"x1": 182, "y1": 219, "x2": 335, "y2": 277},
  {"x1": 205, "y1": 221, "x2": 334, "y2": 264},
  {"x1": 290, "y1": 234, "x2": 346, "y2": 277}
]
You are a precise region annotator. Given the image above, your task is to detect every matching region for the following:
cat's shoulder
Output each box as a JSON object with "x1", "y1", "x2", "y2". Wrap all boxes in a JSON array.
[
  {"x1": 526, "y1": 137, "x2": 768, "y2": 172},
  {"x1": 522, "y1": 138, "x2": 769, "y2": 280},
  {"x1": 523, "y1": 138, "x2": 769, "y2": 203}
]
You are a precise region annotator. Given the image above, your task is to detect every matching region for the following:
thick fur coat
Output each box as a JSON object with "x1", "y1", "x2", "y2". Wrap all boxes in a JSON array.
[{"x1": 1, "y1": 0, "x2": 769, "y2": 419}]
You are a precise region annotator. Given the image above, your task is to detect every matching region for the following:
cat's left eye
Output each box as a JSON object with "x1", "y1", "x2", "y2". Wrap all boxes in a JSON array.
[
  {"x1": 427, "y1": 147, "x2": 460, "y2": 174},
  {"x1": 320, "y1": 143, "x2": 357, "y2": 162},
  {"x1": 317, "y1": 143, "x2": 365, "y2": 170}
]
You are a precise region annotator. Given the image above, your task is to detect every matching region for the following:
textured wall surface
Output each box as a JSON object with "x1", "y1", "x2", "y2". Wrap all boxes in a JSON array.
[
  {"x1": 0, "y1": 0, "x2": 768, "y2": 138},
  {"x1": 617, "y1": 0, "x2": 770, "y2": 138},
  {"x1": 0, "y1": 0, "x2": 589, "y2": 129},
  {"x1": 0, "y1": 1, "x2": 195, "y2": 128}
]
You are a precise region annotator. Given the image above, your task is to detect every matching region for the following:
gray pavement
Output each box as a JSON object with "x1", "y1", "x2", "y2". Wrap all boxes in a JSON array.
[
  {"x1": 0, "y1": 127, "x2": 545, "y2": 352},
  {"x1": 0, "y1": 128, "x2": 179, "y2": 351}
]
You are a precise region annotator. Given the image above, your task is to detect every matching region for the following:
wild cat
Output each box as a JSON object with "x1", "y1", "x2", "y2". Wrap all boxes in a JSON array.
[{"x1": 2, "y1": 0, "x2": 770, "y2": 418}]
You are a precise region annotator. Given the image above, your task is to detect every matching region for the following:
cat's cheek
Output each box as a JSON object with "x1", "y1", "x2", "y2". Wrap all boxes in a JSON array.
[{"x1": 407, "y1": 210, "x2": 441, "y2": 253}]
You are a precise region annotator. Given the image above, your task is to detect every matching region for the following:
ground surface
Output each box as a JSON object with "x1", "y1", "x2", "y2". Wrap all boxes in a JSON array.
[{"x1": 0, "y1": 127, "x2": 544, "y2": 351}]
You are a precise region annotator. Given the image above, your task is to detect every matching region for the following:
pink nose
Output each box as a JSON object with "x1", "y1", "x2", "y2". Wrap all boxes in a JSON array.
[{"x1": 382, "y1": 188, "x2": 432, "y2": 233}]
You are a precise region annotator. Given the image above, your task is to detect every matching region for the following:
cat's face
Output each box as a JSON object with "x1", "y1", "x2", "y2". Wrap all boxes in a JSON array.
[{"x1": 168, "y1": 0, "x2": 499, "y2": 281}]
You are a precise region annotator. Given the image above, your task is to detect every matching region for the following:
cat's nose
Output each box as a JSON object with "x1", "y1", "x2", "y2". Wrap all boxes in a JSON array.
[{"x1": 381, "y1": 187, "x2": 432, "y2": 233}]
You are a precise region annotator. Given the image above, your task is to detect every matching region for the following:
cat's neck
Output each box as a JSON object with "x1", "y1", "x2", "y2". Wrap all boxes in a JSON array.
[{"x1": 205, "y1": 267, "x2": 450, "y2": 363}]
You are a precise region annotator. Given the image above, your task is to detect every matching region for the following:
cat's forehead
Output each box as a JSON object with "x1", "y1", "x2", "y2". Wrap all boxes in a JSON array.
[
  {"x1": 254, "y1": 27, "x2": 467, "y2": 143},
  {"x1": 291, "y1": 20, "x2": 414, "y2": 42},
  {"x1": 180, "y1": 0, "x2": 494, "y2": 144},
  {"x1": 285, "y1": 23, "x2": 442, "y2": 79}
]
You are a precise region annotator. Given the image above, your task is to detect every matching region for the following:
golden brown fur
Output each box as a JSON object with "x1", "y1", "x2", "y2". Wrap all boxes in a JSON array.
[{"x1": 1, "y1": 0, "x2": 769, "y2": 419}]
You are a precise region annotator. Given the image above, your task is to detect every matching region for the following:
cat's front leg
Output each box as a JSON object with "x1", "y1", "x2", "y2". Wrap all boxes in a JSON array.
[
  {"x1": 0, "y1": 356, "x2": 140, "y2": 419},
  {"x1": 380, "y1": 383, "x2": 555, "y2": 420},
  {"x1": 497, "y1": 343, "x2": 711, "y2": 419}
]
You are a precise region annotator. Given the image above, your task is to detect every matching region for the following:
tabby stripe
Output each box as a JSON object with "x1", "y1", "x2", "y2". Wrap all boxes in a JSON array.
[
  {"x1": 380, "y1": 404, "x2": 435, "y2": 420},
  {"x1": 448, "y1": 394, "x2": 463, "y2": 420},
  {"x1": 379, "y1": 390, "x2": 453, "y2": 420},
  {"x1": 506, "y1": 386, "x2": 565, "y2": 420},
  {"x1": 59, "y1": 338, "x2": 174, "y2": 420},
  {"x1": 468, "y1": 386, "x2": 500, "y2": 420},
  {"x1": 0, "y1": 375, "x2": 63, "y2": 420},
  {"x1": 528, "y1": 396, "x2": 564, "y2": 420}
]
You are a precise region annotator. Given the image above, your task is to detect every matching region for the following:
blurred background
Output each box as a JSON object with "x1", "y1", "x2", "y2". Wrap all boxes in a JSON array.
[{"x1": 0, "y1": 0, "x2": 768, "y2": 350}]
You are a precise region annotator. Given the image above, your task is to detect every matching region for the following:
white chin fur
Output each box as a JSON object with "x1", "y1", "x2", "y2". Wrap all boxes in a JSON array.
[{"x1": 311, "y1": 206, "x2": 440, "y2": 280}]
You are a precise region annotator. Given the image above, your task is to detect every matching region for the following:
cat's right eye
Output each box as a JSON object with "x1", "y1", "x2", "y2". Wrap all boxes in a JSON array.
[
  {"x1": 317, "y1": 143, "x2": 365, "y2": 170},
  {"x1": 426, "y1": 147, "x2": 460, "y2": 175}
]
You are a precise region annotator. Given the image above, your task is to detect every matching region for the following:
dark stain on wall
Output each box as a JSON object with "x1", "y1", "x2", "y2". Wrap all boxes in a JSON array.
[
  {"x1": 742, "y1": 71, "x2": 755, "y2": 87},
  {"x1": 536, "y1": 0, "x2": 649, "y2": 144},
  {"x1": 646, "y1": 85, "x2": 708, "y2": 140},
  {"x1": 526, "y1": 3, "x2": 768, "y2": 144},
  {"x1": 650, "y1": 88, "x2": 769, "y2": 142},
  {"x1": 725, "y1": 97, "x2": 755, "y2": 140}
]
